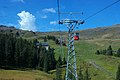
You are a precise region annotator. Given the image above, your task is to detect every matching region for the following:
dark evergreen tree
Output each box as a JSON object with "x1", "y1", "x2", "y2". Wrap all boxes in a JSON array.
[
  {"x1": 116, "y1": 48, "x2": 120, "y2": 57},
  {"x1": 0, "y1": 33, "x2": 57, "y2": 71},
  {"x1": 102, "y1": 49, "x2": 107, "y2": 55},
  {"x1": 16, "y1": 32, "x2": 20, "y2": 37},
  {"x1": 56, "y1": 62, "x2": 62, "y2": 80},
  {"x1": 39, "y1": 47, "x2": 46, "y2": 69},
  {"x1": 106, "y1": 45, "x2": 113, "y2": 55},
  {"x1": 52, "y1": 36, "x2": 56, "y2": 41},
  {"x1": 0, "y1": 34, "x2": 6, "y2": 66},
  {"x1": 21, "y1": 40, "x2": 31, "y2": 67},
  {"x1": 63, "y1": 57, "x2": 67, "y2": 65},
  {"x1": 55, "y1": 39, "x2": 59, "y2": 44},
  {"x1": 5, "y1": 34, "x2": 15, "y2": 67},
  {"x1": 14, "y1": 38, "x2": 21, "y2": 67},
  {"x1": 95, "y1": 50, "x2": 100, "y2": 55},
  {"x1": 48, "y1": 48, "x2": 56, "y2": 70},
  {"x1": 0, "y1": 34, "x2": 2, "y2": 66},
  {"x1": 58, "y1": 56, "x2": 62, "y2": 65},
  {"x1": 32, "y1": 48, "x2": 38, "y2": 69},
  {"x1": 47, "y1": 35, "x2": 50, "y2": 40},
  {"x1": 116, "y1": 63, "x2": 120, "y2": 80},
  {"x1": 43, "y1": 37, "x2": 47, "y2": 42},
  {"x1": 29, "y1": 43, "x2": 36, "y2": 68},
  {"x1": 43, "y1": 51, "x2": 49, "y2": 73}
]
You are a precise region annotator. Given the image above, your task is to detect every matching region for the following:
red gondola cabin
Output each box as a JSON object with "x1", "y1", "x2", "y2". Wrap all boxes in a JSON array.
[{"x1": 74, "y1": 33, "x2": 79, "y2": 40}]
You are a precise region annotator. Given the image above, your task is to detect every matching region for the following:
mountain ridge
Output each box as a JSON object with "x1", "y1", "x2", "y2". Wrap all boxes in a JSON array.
[
  {"x1": 79, "y1": 24, "x2": 120, "y2": 39},
  {"x1": 1, "y1": 24, "x2": 120, "y2": 39}
]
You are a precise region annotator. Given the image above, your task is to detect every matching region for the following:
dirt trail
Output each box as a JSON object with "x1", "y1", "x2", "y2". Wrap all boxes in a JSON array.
[{"x1": 89, "y1": 61, "x2": 115, "y2": 79}]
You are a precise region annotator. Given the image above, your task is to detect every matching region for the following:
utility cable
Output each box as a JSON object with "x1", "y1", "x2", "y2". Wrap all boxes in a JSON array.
[
  {"x1": 84, "y1": 0, "x2": 120, "y2": 21},
  {"x1": 57, "y1": 0, "x2": 60, "y2": 25},
  {"x1": 57, "y1": 0, "x2": 64, "y2": 58}
]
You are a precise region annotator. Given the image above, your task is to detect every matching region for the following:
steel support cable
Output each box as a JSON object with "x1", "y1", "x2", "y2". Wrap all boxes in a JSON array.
[
  {"x1": 57, "y1": 0, "x2": 60, "y2": 24},
  {"x1": 57, "y1": 0, "x2": 64, "y2": 58},
  {"x1": 84, "y1": 0, "x2": 120, "y2": 21}
]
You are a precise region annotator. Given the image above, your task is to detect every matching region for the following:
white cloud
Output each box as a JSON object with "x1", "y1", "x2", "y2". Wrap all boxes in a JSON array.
[
  {"x1": 64, "y1": 18, "x2": 70, "y2": 20},
  {"x1": 12, "y1": 0, "x2": 24, "y2": 3},
  {"x1": 17, "y1": 11, "x2": 37, "y2": 31},
  {"x1": 41, "y1": 15, "x2": 47, "y2": 19},
  {"x1": 50, "y1": 21, "x2": 57, "y2": 25},
  {"x1": 42, "y1": 8, "x2": 56, "y2": 13}
]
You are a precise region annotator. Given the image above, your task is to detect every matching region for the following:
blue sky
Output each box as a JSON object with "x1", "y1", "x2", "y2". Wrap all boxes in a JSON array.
[{"x1": 0, "y1": 0, "x2": 120, "y2": 32}]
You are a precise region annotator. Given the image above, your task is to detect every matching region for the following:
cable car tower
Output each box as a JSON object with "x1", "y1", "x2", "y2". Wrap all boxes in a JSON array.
[
  {"x1": 60, "y1": 20, "x2": 84, "y2": 80},
  {"x1": 57, "y1": 0, "x2": 84, "y2": 80}
]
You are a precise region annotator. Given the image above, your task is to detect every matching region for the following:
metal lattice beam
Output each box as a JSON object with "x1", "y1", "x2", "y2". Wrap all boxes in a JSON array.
[{"x1": 60, "y1": 20, "x2": 84, "y2": 80}]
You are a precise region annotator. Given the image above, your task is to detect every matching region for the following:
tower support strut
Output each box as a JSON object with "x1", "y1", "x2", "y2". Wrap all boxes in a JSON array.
[{"x1": 60, "y1": 20, "x2": 84, "y2": 80}]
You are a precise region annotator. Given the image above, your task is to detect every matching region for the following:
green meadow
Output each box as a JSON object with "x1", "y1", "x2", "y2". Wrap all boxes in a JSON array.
[{"x1": 1, "y1": 38, "x2": 120, "y2": 80}]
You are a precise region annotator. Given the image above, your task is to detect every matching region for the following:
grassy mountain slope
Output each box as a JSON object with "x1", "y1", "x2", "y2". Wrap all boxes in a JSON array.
[
  {"x1": 1, "y1": 24, "x2": 120, "y2": 39},
  {"x1": 0, "y1": 70, "x2": 53, "y2": 80},
  {"x1": 79, "y1": 24, "x2": 120, "y2": 39},
  {"x1": 51, "y1": 39, "x2": 120, "y2": 80},
  {"x1": 1, "y1": 24, "x2": 120, "y2": 80},
  {"x1": 75, "y1": 39, "x2": 120, "y2": 80}
]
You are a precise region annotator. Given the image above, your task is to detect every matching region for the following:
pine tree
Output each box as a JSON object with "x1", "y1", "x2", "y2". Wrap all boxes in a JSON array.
[
  {"x1": 0, "y1": 34, "x2": 6, "y2": 66},
  {"x1": 52, "y1": 36, "x2": 56, "y2": 41},
  {"x1": 0, "y1": 34, "x2": 2, "y2": 65},
  {"x1": 38, "y1": 47, "x2": 45, "y2": 69},
  {"x1": 58, "y1": 56, "x2": 62, "y2": 65},
  {"x1": 0, "y1": 33, "x2": 57, "y2": 70},
  {"x1": 63, "y1": 57, "x2": 67, "y2": 65},
  {"x1": 14, "y1": 38, "x2": 21, "y2": 67},
  {"x1": 22, "y1": 41, "x2": 30, "y2": 67},
  {"x1": 43, "y1": 51, "x2": 49, "y2": 73},
  {"x1": 43, "y1": 37, "x2": 47, "y2": 42},
  {"x1": 106, "y1": 45, "x2": 113, "y2": 55},
  {"x1": 116, "y1": 63, "x2": 120, "y2": 80},
  {"x1": 28, "y1": 43, "x2": 35, "y2": 68},
  {"x1": 56, "y1": 62, "x2": 62, "y2": 80},
  {"x1": 102, "y1": 49, "x2": 107, "y2": 55},
  {"x1": 5, "y1": 34, "x2": 15, "y2": 67},
  {"x1": 116, "y1": 48, "x2": 120, "y2": 57},
  {"x1": 48, "y1": 48, "x2": 56, "y2": 70},
  {"x1": 55, "y1": 39, "x2": 59, "y2": 44},
  {"x1": 95, "y1": 50, "x2": 100, "y2": 55},
  {"x1": 16, "y1": 32, "x2": 20, "y2": 37}
]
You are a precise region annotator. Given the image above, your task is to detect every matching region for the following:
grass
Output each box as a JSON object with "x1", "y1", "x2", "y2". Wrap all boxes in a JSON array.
[
  {"x1": 1, "y1": 37, "x2": 120, "y2": 80},
  {"x1": 51, "y1": 39, "x2": 120, "y2": 80},
  {"x1": 75, "y1": 39, "x2": 120, "y2": 80},
  {"x1": 0, "y1": 70, "x2": 53, "y2": 80}
]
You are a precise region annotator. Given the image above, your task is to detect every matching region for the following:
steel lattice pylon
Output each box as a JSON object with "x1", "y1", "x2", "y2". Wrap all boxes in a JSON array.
[{"x1": 60, "y1": 20, "x2": 84, "y2": 80}]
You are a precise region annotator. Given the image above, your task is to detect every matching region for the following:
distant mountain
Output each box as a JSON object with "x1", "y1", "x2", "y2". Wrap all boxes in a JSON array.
[
  {"x1": 0, "y1": 25, "x2": 36, "y2": 37},
  {"x1": 1, "y1": 24, "x2": 120, "y2": 39},
  {"x1": 0, "y1": 25, "x2": 66, "y2": 38},
  {"x1": 0, "y1": 25, "x2": 16, "y2": 31},
  {"x1": 79, "y1": 24, "x2": 120, "y2": 39}
]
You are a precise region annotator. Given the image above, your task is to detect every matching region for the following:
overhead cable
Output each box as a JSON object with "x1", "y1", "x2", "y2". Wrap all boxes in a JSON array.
[{"x1": 84, "y1": 0, "x2": 120, "y2": 21}]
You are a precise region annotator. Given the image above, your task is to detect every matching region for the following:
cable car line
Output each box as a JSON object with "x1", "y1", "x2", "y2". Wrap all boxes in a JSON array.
[
  {"x1": 56, "y1": 0, "x2": 120, "y2": 79},
  {"x1": 57, "y1": 0, "x2": 64, "y2": 58},
  {"x1": 57, "y1": 0, "x2": 60, "y2": 25},
  {"x1": 84, "y1": 0, "x2": 120, "y2": 21},
  {"x1": 57, "y1": 0, "x2": 85, "y2": 80}
]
